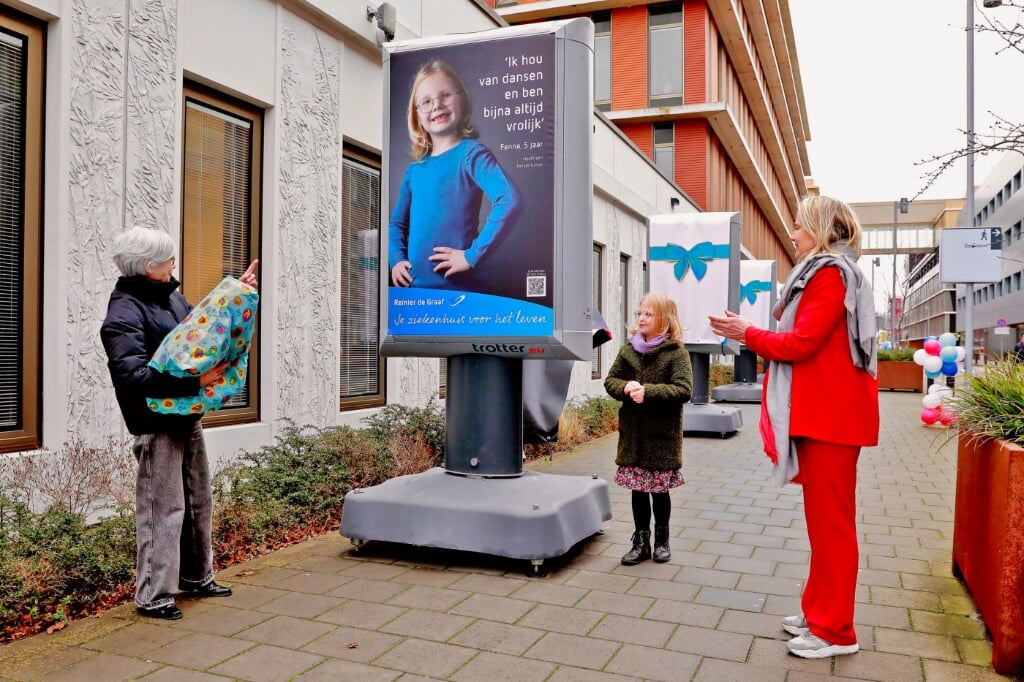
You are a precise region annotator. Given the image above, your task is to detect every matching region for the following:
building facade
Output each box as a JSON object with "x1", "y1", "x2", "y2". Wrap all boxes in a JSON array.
[
  {"x1": 492, "y1": 0, "x2": 810, "y2": 280},
  {"x1": 0, "y1": 0, "x2": 695, "y2": 465}
]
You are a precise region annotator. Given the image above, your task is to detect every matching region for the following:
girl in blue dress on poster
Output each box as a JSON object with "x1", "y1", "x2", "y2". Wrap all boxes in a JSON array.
[{"x1": 388, "y1": 59, "x2": 523, "y2": 291}]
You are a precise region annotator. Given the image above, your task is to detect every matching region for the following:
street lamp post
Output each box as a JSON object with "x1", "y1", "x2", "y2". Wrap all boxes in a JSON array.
[
  {"x1": 892, "y1": 197, "x2": 908, "y2": 347},
  {"x1": 965, "y1": 0, "x2": 1003, "y2": 372}
]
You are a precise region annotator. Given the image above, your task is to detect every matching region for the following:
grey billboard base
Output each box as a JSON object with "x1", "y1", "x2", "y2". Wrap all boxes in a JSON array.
[
  {"x1": 711, "y1": 382, "x2": 763, "y2": 403},
  {"x1": 683, "y1": 403, "x2": 744, "y2": 436},
  {"x1": 339, "y1": 468, "x2": 612, "y2": 576}
]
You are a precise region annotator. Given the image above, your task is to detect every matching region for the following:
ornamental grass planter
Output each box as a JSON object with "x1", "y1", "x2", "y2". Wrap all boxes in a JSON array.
[
  {"x1": 876, "y1": 360, "x2": 923, "y2": 392},
  {"x1": 952, "y1": 432, "x2": 1024, "y2": 675}
]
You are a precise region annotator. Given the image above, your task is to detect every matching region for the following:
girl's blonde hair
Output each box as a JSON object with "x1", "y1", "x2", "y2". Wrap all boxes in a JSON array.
[
  {"x1": 795, "y1": 195, "x2": 863, "y2": 260},
  {"x1": 629, "y1": 292, "x2": 683, "y2": 341},
  {"x1": 407, "y1": 60, "x2": 478, "y2": 161}
]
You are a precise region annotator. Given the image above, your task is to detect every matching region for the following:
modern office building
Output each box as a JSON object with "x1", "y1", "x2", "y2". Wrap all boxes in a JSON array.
[
  {"x1": 492, "y1": 0, "x2": 810, "y2": 279},
  {"x1": 962, "y1": 151, "x2": 1024, "y2": 360}
]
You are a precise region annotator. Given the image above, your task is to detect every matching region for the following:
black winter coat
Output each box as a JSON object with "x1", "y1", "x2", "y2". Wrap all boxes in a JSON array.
[
  {"x1": 100, "y1": 276, "x2": 202, "y2": 436},
  {"x1": 604, "y1": 339, "x2": 692, "y2": 470}
]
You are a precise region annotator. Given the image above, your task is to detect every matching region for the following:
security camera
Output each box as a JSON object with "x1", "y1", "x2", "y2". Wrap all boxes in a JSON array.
[{"x1": 367, "y1": 3, "x2": 397, "y2": 42}]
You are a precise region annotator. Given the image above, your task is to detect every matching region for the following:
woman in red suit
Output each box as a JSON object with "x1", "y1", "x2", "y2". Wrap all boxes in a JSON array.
[{"x1": 709, "y1": 195, "x2": 879, "y2": 659}]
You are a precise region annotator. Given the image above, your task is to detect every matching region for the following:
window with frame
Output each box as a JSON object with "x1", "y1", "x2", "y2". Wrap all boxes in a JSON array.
[
  {"x1": 648, "y1": 4, "x2": 683, "y2": 106},
  {"x1": 653, "y1": 122, "x2": 674, "y2": 178},
  {"x1": 181, "y1": 84, "x2": 263, "y2": 426},
  {"x1": 593, "y1": 11, "x2": 611, "y2": 111},
  {"x1": 0, "y1": 10, "x2": 42, "y2": 452},
  {"x1": 341, "y1": 149, "x2": 385, "y2": 409},
  {"x1": 592, "y1": 244, "x2": 603, "y2": 378}
]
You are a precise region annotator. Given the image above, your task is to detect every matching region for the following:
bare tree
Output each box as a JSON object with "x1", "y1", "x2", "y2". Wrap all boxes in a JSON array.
[{"x1": 915, "y1": 2, "x2": 1024, "y2": 198}]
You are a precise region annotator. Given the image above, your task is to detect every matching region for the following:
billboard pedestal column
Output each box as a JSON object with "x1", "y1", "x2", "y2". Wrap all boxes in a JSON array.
[
  {"x1": 684, "y1": 352, "x2": 744, "y2": 435},
  {"x1": 711, "y1": 349, "x2": 764, "y2": 403},
  {"x1": 340, "y1": 354, "x2": 611, "y2": 575}
]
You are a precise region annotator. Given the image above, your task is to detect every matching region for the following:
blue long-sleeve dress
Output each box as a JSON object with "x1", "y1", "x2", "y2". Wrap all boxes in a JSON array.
[{"x1": 388, "y1": 138, "x2": 523, "y2": 290}]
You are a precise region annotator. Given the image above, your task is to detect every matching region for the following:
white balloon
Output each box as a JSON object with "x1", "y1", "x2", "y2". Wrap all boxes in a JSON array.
[
  {"x1": 955, "y1": 347, "x2": 966, "y2": 362},
  {"x1": 928, "y1": 383, "x2": 944, "y2": 394},
  {"x1": 922, "y1": 394, "x2": 942, "y2": 409},
  {"x1": 913, "y1": 349, "x2": 929, "y2": 366},
  {"x1": 924, "y1": 356, "x2": 943, "y2": 373},
  {"x1": 939, "y1": 332, "x2": 958, "y2": 347}
]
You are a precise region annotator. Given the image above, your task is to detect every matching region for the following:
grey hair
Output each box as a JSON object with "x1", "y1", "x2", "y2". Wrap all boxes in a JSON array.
[{"x1": 112, "y1": 226, "x2": 177, "y2": 277}]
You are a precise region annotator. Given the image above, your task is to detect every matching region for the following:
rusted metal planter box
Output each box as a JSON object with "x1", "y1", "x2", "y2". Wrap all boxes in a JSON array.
[
  {"x1": 876, "y1": 361, "x2": 922, "y2": 392},
  {"x1": 952, "y1": 433, "x2": 1024, "y2": 676}
]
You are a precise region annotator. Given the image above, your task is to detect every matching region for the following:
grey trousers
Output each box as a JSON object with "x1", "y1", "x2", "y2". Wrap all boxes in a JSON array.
[{"x1": 132, "y1": 422, "x2": 215, "y2": 609}]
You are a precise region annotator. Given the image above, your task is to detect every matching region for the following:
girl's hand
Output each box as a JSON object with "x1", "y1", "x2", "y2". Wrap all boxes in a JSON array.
[
  {"x1": 708, "y1": 310, "x2": 752, "y2": 342},
  {"x1": 240, "y1": 259, "x2": 259, "y2": 289},
  {"x1": 391, "y1": 261, "x2": 413, "y2": 287},
  {"x1": 429, "y1": 247, "x2": 470, "y2": 278},
  {"x1": 629, "y1": 384, "x2": 645, "y2": 404}
]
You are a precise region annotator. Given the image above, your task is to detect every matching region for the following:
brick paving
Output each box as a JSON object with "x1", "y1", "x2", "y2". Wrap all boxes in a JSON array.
[{"x1": 0, "y1": 392, "x2": 1016, "y2": 681}]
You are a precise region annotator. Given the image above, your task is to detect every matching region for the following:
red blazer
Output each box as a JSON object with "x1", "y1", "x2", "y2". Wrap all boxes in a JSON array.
[{"x1": 744, "y1": 266, "x2": 879, "y2": 449}]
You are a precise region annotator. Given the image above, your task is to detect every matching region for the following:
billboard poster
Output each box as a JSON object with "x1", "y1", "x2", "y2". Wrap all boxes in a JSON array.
[
  {"x1": 385, "y1": 34, "x2": 557, "y2": 338},
  {"x1": 648, "y1": 212, "x2": 741, "y2": 350}
]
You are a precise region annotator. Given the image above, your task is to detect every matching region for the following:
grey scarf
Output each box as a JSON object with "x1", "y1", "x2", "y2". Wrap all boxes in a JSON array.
[{"x1": 765, "y1": 247, "x2": 877, "y2": 485}]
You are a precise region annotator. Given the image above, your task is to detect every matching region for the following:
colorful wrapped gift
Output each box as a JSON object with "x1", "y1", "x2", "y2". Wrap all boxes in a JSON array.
[{"x1": 147, "y1": 276, "x2": 259, "y2": 415}]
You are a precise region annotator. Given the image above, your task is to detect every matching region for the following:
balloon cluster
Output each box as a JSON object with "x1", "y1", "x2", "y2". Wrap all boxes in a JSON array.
[
  {"x1": 920, "y1": 382, "x2": 957, "y2": 426},
  {"x1": 912, "y1": 332, "x2": 963, "y2": 425}
]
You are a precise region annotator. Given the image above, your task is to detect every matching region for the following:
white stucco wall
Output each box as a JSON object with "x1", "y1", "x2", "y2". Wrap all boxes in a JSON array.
[{"x1": 20, "y1": 0, "x2": 695, "y2": 467}]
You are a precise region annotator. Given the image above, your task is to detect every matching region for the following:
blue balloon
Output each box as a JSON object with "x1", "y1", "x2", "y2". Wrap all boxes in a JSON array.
[
  {"x1": 939, "y1": 346, "x2": 958, "y2": 363},
  {"x1": 925, "y1": 368, "x2": 942, "y2": 379},
  {"x1": 881, "y1": 341, "x2": 892, "y2": 350},
  {"x1": 941, "y1": 361, "x2": 959, "y2": 377},
  {"x1": 939, "y1": 332, "x2": 958, "y2": 347}
]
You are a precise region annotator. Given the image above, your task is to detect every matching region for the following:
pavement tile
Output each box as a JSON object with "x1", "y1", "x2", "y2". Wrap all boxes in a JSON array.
[
  {"x1": 43, "y1": 652, "x2": 161, "y2": 682},
  {"x1": 570, "y1": 553, "x2": 627, "y2": 574},
  {"x1": 604, "y1": 642, "x2": 700, "y2": 681},
  {"x1": 611, "y1": 559, "x2": 680, "y2": 579},
  {"x1": 575, "y1": 590, "x2": 654, "y2": 618},
  {"x1": 873, "y1": 627, "x2": 960, "y2": 661},
  {"x1": 746, "y1": 636, "x2": 833, "y2": 674},
  {"x1": 694, "y1": 586, "x2": 767, "y2": 612},
  {"x1": 371, "y1": 639, "x2": 476, "y2": 678},
  {"x1": 523, "y1": 631, "x2": 620, "y2": 669},
  {"x1": 625, "y1": 576, "x2": 699, "y2": 602},
  {"x1": 291, "y1": 658, "x2": 400, "y2": 681},
  {"x1": 564, "y1": 569, "x2": 637, "y2": 594},
  {"x1": 384, "y1": 585, "x2": 471, "y2": 611},
  {"x1": 735, "y1": 573, "x2": 802, "y2": 596},
  {"x1": 692, "y1": 657, "x2": 788, "y2": 681},
  {"x1": 909, "y1": 610, "x2": 987, "y2": 639},
  {"x1": 214, "y1": 584, "x2": 288, "y2": 610},
  {"x1": 145, "y1": 632, "x2": 256, "y2": 670},
  {"x1": 517, "y1": 603, "x2": 604, "y2": 635},
  {"x1": 954, "y1": 637, "x2": 996, "y2": 667},
  {"x1": 389, "y1": 567, "x2": 462, "y2": 588},
  {"x1": 328, "y1": 577, "x2": 409, "y2": 602},
  {"x1": 857, "y1": 568, "x2": 902, "y2": 588},
  {"x1": 939, "y1": 594, "x2": 979, "y2": 617},
  {"x1": 315, "y1": 598, "x2": 406, "y2": 628},
  {"x1": 833, "y1": 648, "x2": 925, "y2": 682},
  {"x1": 921, "y1": 659, "x2": 1012, "y2": 681},
  {"x1": 901, "y1": 573, "x2": 966, "y2": 595},
  {"x1": 299, "y1": 625, "x2": 403, "y2": 662},
  {"x1": 0, "y1": 644, "x2": 98, "y2": 682},
  {"x1": 852, "y1": 602, "x2": 912, "y2": 630},
  {"x1": 669, "y1": 566, "x2": 740, "y2": 589},
  {"x1": 644, "y1": 599, "x2": 723, "y2": 628},
  {"x1": 255, "y1": 591, "x2": 344, "y2": 618},
  {"x1": 229, "y1": 565, "x2": 305, "y2": 586},
  {"x1": 207, "y1": 643, "x2": 324, "y2": 682},
  {"x1": 588, "y1": 614, "x2": 676, "y2": 648},
  {"x1": 869, "y1": 586, "x2": 942, "y2": 611},
  {"x1": 546, "y1": 667, "x2": 641, "y2": 681},
  {"x1": 449, "y1": 593, "x2": 535, "y2": 623},
  {"x1": 718, "y1": 609, "x2": 791, "y2": 639},
  {"x1": 450, "y1": 651, "x2": 556, "y2": 682},
  {"x1": 445, "y1": 572, "x2": 529, "y2": 596},
  {"x1": 173, "y1": 605, "x2": 273, "y2": 636},
  {"x1": 233, "y1": 614, "x2": 335, "y2": 648},
  {"x1": 280, "y1": 554, "x2": 363, "y2": 575},
  {"x1": 664, "y1": 623, "x2": 753, "y2": 661},
  {"x1": 137, "y1": 668, "x2": 234, "y2": 681},
  {"x1": 510, "y1": 580, "x2": 589, "y2": 606},
  {"x1": 81, "y1": 621, "x2": 188, "y2": 656},
  {"x1": 272, "y1": 571, "x2": 354, "y2": 594},
  {"x1": 379, "y1": 609, "x2": 473, "y2": 642},
  {"x1": 339, "y1": 561, "x2": 410, "y2": 580},
  {"x1": 449, "y1": 620, "x2": 546, "y2": 655}
]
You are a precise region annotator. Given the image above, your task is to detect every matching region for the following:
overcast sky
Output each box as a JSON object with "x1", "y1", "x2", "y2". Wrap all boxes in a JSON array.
[{"x1": 789, "y1": 0, "x2": 1024, "y2": 204}]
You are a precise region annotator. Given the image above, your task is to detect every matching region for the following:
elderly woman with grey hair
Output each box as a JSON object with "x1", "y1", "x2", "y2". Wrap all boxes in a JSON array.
[{"x1": 100, "y1": 226, "x2": 258, "y2": 620}]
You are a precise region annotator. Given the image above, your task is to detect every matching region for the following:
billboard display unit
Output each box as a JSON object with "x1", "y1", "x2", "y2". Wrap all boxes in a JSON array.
[
  {"x1": 940, "y1": 227, "x2": 1002, "y2": 284},
  {"x1": 379, "y1": 19, "x2": 594, "y2": 360},
  {"x1": 739, "y1": 260, "x2": 777, "y2": 333}
]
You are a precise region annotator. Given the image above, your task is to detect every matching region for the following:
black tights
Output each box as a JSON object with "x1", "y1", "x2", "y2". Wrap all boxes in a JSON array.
[{"x1": 631, "y1": 490, "x2": 671, "y2": 530}]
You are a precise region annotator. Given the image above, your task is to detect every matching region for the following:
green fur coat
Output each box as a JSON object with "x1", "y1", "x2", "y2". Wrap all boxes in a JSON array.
[{"x1": 603, "y1": 339, "x2": 693, "y2": 470}]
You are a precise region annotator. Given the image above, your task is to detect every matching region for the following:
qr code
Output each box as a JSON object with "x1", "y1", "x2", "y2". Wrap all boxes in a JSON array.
[{"x1": 526, "y1": 275, "x2": 547, "y2": 297}]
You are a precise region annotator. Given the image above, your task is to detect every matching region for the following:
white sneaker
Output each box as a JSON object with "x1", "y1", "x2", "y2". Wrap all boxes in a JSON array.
[
  {"x1": 781, "y1": 613, "x2": 809, "y2": 636},
  {"x1": 787, "y1": 632, "x2": 859, "y2": 659}
]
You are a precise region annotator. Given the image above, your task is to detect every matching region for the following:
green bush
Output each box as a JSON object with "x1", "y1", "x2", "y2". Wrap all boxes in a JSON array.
[
  {"x1": 877, "y1": 348, "x2": 916, "y2": 361},
  {"x1": 709, "y1": 363, "x2": 735, "y2": 388},
  {"x1": 949, "y1": 359, "x2": 1024, "y2": 448}
]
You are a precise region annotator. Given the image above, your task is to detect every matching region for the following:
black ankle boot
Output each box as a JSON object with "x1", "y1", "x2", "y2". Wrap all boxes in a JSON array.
[
  {"x1": 653, "y1": 525, "x2": 671, "y2": 563},
  {"x1": 621, "y1": 530, "x2": 652, "y2": 565}
]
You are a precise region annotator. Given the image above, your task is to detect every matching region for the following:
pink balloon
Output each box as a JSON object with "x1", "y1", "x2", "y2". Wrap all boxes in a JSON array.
[
  {"x1": 920, "y1": 407, "x2": 940, "y2": 424},
  {"x1": 924, "y1": 339, "x2": 941, "y2": 356},
  {"x1": 938, "y1": 411, "x2": 958, "y2": 426}
]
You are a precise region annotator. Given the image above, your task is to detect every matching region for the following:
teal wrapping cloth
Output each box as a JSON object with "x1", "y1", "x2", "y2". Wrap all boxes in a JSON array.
[{"x1": 146, "y1": 276, "x2": 259, "y2": 415}]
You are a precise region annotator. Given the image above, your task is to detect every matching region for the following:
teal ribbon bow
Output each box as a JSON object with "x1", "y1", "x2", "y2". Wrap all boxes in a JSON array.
[
  {"x1": 649, "y1": 242, "x2": 730, "y2": 281},
  {"x1": 740, "y1": 279, "x2": 773, "y2": 304}
]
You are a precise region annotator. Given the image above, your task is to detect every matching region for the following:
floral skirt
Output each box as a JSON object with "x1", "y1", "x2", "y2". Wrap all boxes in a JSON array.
[{"x1": 614, "y1": 466, "x2": 685, "y2": 493}]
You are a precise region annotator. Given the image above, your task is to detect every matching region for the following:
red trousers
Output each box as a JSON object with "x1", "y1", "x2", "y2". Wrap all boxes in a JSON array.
[{"x1": 798, "y1": 438, "x2": 860, "y2": 646}]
